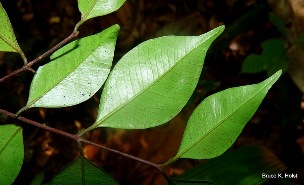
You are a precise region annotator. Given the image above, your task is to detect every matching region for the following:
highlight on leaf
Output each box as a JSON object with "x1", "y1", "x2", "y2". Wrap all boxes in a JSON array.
[
  {"x1": 75, "y1": 0, "x2": 126, "y2": 30},
  {"x1": 16, "y1": 25, "x2": 120, "y2": 115},
  {"x1": 89, "y1": 25, "x2": 225, "y2": 130},
  {"x1": 164, "y1": 70, "x2": 281, "y2": 165}
]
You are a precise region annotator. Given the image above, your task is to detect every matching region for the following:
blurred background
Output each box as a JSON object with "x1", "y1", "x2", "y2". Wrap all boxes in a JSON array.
[{"x1": 0, "y1": 0, "x2": 304, "y2": 184}]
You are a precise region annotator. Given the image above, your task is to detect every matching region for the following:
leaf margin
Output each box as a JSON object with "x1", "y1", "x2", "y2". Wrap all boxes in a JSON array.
[
  {"x1": 87, "y1": 25, "x2": 225, "y2": 131},
  {"x1": 164, "y1": 70, "x2": 282, "y2": 165}
]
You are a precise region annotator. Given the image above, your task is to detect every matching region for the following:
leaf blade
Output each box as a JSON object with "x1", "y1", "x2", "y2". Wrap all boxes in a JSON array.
[
  {"x1": 0, "y1": 3, "x2": 20, "y2": 52},
  {"x1": 167, "y1": 70, "x2": 281, "y2": 163},
  {"x1": 19, "y1": 25, "x2": 119, "y2": 112},
  {"x1": 50, "y1": 156, "x2": 118, "y2": 185},
  {"x1": 93, "y1": 26, "x2": 225, "y2": 129},
  {"x1": 241, "y1": 39, "x2": 288, "y2": 76},
  {"x1": 78, "y1": 0, "x2": 126, "y2": 21},
  {"x1": 0, "y1": 3, "x2": 27, "y2": 63},
  {"x1": 0, "y1": 124, "x2": 24, "y2": 185},
  {"x1": 241, "y1": 54, "x2": 266, "y2": 74}
]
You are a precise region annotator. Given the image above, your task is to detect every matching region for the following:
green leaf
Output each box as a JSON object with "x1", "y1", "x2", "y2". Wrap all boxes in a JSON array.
[
  {"x1": 0, "y1": 3, "x2": 27, "y2": 63},
  {"x1": 0, "y1": 124, "x2": 24, "y2": 185},
  {"x1": 269, "y1": 12, "x2": 287, "y2": 37},
  {"x1": 17, "y1": 25, "x2": 119, "y2": 114},
  {"x1": 241, "y1": 54, "x2": 265, "y2": 74},
  {"x1": 241, "y1": 39, "x2": 288, "y2": 76},
  {"x1": 76, "y1": 0, "x2": 126, "y2": 29},
  {"x1": 0, "y1": 3, "x2": 20, "y2": 52},
  {"x1": 171, "y1": 146, "x2": 286, "y2": 185},
  {"x1": 50, "y1": 156, "x2": 118, "y2": 185},
  {"x1": 165, "y1": 70, "x2": 281, "y2": 163},
  {"x1": 92, "y1": 26, "x2": 225, "y2": 129}
]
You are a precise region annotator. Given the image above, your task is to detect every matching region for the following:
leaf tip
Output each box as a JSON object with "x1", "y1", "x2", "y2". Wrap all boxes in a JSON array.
[
  {"x1": 201, "y1": 25, "x2": 225, "y2": 42},
  {"x1": 209, "y1": 25, "x2": 225, "y2": 34},
  {"x1": 214, "y1": 25, "x2": 225, "y2": 35},
  {"x1": 218, "y1": 24, "x2": 225, "y2": 30},
  {"x1": 272, "y1": 69, "x2": 282, "y2": 80},
  {"x1": 112, "y1": 24, "x2": 120, "y2": 32}
]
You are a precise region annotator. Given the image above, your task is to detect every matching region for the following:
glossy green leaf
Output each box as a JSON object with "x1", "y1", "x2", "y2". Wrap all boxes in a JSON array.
[
  {"x1": 92, "y1": 26, "x2": 225, "y2": 129},
  {"x1": 241, "y1": 39, "x2": 288, "y2": 76},
  {"x1": 77, "y1": 0, "x2": 125, "y2": 22},
  {"x1": 166, "y1": 70, "x2": 281, "y2": 163},
  {"x1": 0, "y1": 3, "x2": 26, "y2": 63},
  {"x1": 50, "y1": 156, "x2": 118, "y2": 185},
  {"x1": 0, "y1": 124, "x2": 24, "y2": 185},
  {"x1": 172, "y1": 146, "x2": 286, "y2": 185},
  {"x1": 17, "y1": 25, "x2": 119, "y2": 114}
]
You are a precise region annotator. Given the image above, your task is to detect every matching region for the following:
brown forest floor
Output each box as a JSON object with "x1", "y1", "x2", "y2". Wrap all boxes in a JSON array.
[{"x1": 0, "y1": 0, "x2": 304, "y2": 185}]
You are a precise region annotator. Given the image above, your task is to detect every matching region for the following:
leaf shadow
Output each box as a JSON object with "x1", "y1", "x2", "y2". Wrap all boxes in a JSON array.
[{"x1": 50, "y1": 39, "x2": 80, "y2": 61}]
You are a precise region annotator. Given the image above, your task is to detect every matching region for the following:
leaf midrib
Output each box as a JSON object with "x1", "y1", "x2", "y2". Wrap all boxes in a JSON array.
[
  {"x1": 26, "y1": 59, "x2": 83, "y2": 108},
  {"x1": 175, "y1": 75, "x2": 278, "y2": 159},
  {"x1": 26, "y1": 32, "x2": 113, "y2": 109},
  {"x1": 82, "y1": 0, "x2": 98, "y2": 20},
  {"x1": 0, "y1": 126, "x2": 21, "y2": 155},
  {"x1": 0, "y1": 4, "x2": 20, "y2": 53},
  {"x1": 0, "y1": 32, "x2": 20, "y2": 52},
  {"x1": 95, "y1": 34, "x2": 217, "y2": 128}
]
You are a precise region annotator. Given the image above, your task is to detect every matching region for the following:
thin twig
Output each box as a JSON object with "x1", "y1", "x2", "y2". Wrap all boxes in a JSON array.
[
  {"x1": 0, "y1": 67, "x2": 25, "y2": 83},
  {"x1": 0, "y1": 108, "x2": 162, "y2": 170},
  {"x1": 27, "y1": 31, "x2": 79, "y2": 67},
  {"x1": 0, "y1": 31, "x2": 79, "y2": 83}
]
